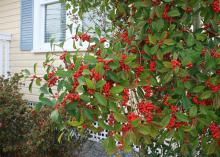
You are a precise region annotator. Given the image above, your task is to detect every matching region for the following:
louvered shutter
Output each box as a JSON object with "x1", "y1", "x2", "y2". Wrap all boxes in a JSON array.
[{"x1": 20, "y1": 0, "x2": 34, "y2": 51}]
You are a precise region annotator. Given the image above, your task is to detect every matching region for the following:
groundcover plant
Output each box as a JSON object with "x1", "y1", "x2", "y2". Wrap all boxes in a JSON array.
[{"x1": 26, "y1": 0, "x2": 220, "y2": 156}]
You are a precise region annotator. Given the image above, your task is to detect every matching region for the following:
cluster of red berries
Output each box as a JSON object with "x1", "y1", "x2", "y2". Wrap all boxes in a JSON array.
[
  {"x1": 210, "y1": 48, "x2": 220, "y2": 58},
  {"x1": 54, "y1": 93, "x2": 80, "y2": 109},
  {"x1": 145, "y1": 36, "x2": 150, "y2": 45},
  {"x1": 119, "y1": 54, "x2": 130, "y2": 71},
  {"x1": 186, "y1": 62, "x2": 193, "y2": 69},
  {"x1": 167, "y1": 105, "x2": 178, "y2": 129},
  {"x1": 192, "y1": 96, "x2": 213, "y2": 106},
  {"x1": 135, "y1": 66, "x2": 144, "y2": 81},
  {"x1": 108, "y1": 113, "x2": 115, "y2": 126},
  {"x1": 119, "y1": 31, "x2": 132, "y2": 45},
  {"x1": 60, "y1": 51, "x2": 67, "y2": 62},
  {"x1": 206, "y1": 79, "x2": 220, "y2": 93},
  {"x1": 48, "y1": 71, "x2": 58, "y2": 87},
  {"x1": 72, "y1": 65, "x2": 88, "y2": 91},
  {"x1": 163, "y1": 5, "x2": 173, "y2": 22},
  {"x1": 127, "y1": 112, "x2": 139, "y2": 122},
  {"x1": 211, "y1": 0, "x2": 220, "y2": 13},
  {"x1": 68, "y1": 63, "x2": 75, "y2": 70},
  {"x1": 66, "y1": 93, "x2": 80, "y2": 103},
  {"x1": 210, "y1": 122, "x2": 220, "y2": 147},
  {"x1": 102, "y1": 82, "x2": 112, "y2": 97},
  {"x1": 137, "y1": 101, "x2": 157, "y2": 123},
  {"x1": 90, "y1": 68, "x2": 102, "y2": 81},
  {"x1": 163, "y1": 94, "x2": 171, "y2": 106},
  {"x1": 100, "y1": 37, "x2": 107, "y2": 43},
  {"x1": 97, "y1": 57, "x2": 113, "y2": 71},
  {"x1": 184, "y1": 7, "x2": 192, "y2": 13},
  {"x1": 171, "y1": 59, "x2": 181, "y2": 70},
  {"x1": 79, "y1": 33, "x2": 91, "y2": 42},
  {"x1": 152, "y1": 0, "x2": 161, "y2": 6},
  {"x1": 96, "y1": 49, "x2": 101, "y2": 56},
  {"x1": 143, "y1": 86, "x2": 153, "y2": 98},
  {"x1": 122, "y1": 123, "x2": 132, "y2": 135},
  {"x1": 149, "y1": 61, "x2": 156, "y2": 72},
  {"x1": 122, "y1": 88, "x2": 129, "y2": 106}
]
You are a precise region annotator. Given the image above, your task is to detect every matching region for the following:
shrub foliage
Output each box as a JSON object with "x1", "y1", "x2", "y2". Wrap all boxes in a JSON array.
[{"x1": 29, "y1": 0, "x2": 220, "y2": 156}]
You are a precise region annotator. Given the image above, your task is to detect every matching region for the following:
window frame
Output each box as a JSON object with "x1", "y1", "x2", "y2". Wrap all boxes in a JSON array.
[{"x1": 33, "y1": 0, "x2": 89, "y2": 53}]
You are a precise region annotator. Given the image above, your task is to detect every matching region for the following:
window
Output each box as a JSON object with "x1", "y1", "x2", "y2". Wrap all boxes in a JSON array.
[
  {"x1": 33, "y1": 0, "x2": 68, "y2": 52},
  {"x1": 44, "y1": 3, "x2": 66, "y2": 43},
  {"x1": 33, "y1": 0, "x2": 109, "y2": 52}
]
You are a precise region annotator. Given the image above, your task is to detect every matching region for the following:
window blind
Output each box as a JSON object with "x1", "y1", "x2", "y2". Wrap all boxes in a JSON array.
[{"x1": 45, "y1": 3, "x2": 66, "y2": 43}]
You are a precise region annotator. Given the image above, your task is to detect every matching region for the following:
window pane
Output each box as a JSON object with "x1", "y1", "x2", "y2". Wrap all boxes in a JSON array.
[
  {"x1": 45, "y1": 3, "x2": 66, "y2": 43},
  {"x1": 82, "y1": 8, "x2": 111, "y2": 35}
]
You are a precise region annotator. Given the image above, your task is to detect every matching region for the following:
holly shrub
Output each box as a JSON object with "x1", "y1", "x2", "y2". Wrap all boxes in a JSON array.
[{"x1": 28, "y1": 0, "x2": 220, "y2": 156}]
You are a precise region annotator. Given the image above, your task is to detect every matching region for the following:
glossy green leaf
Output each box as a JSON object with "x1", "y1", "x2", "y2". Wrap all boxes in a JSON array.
[{"x1": 94, "y1": 92, "x2": 107, "y2": 106}]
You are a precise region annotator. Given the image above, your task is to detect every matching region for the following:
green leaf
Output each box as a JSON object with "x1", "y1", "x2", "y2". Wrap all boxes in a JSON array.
[
  {"x1": 82, "y1": 69, "x2": 91, "y2": 75},
  {"x1": 186, "y1": 34, "x2": 195, "y2": 47},
  {"x1": 163, "y1": 39, "x2": 176, "y2": 45},
  {"x1": 29, "y1": 81, "x2": 33, "y2": 93},
  {"x1": 192, "y1": 86, "x2": 205, "y2": 93},
  {"x1": 85, "y1": 78, "x2": 95, "y2": 89},
  {"x1": 107, "y1": 71, "x2": 120, "y2": 82},
  {"x1": 148, "y1": 34, "x2": 157, "y2": 44},
  {"x1": 36, "y1": 78, "x2": 41, "y2": 86},
  {"x1": 175, "y1": 112, "x2": 188, "y2": 122},
  {"x1": 50, "y1": 110, "x2": 59, "y2": 122},
  {"x1": 56, "y1": 70, "x2": 73, "y2": 77},
  {"x1": 67, "y1": 23, "x2": 73, "y2": 34},
  {"x1": 95, "y1": 62, "x2": 104, "y2": 75},
  {"x1": 94, "y1": 92, "x2": 107, "y2": 106},
  {"x1": 163, "y1": 72, "x2": 173, "y2": 84},
  {"x1": 102, "y1": 137, "x2": 117, "y2": 155},
  {"x1": 80, "y1": 94, "x2": 90, "y2": 102},
  {"x1": 57, "y1": 80, "x2": 65, "y2": 92},
  {"x1": 58, "y1": 132, "x2": 64, "y2": 143},
  {"x1": 39, "y1": 97, "x2": 55, "y2": 107},
  {"x1": 196, "y1": 33, "x2": 206, "y2": 41},
  {"x1": 96, "y1": 80, "x2": 106, "y2": 89},
  {"x1": 22, "y1": 69, "x2": 30, "y2": 76},
  {"x1": 168, "y1": 9, "x2": 180, "y2": 17},
  {"x1": 110, "y1": 86, "x2": 124, "y2": 94},
  {"x1": 163, "y1": 61, "x2": 172, "y2": 68},
  {"x1": 34, "y1": 102, "x2": 43, "y2": 111},
  {"x1": 200, "y1": 91, "x2": 212, "y2": 100},
  {"x1": 114, "y1": 112, "x2": 127, "y2": 123},
  {"x1": 95, "y1": 27, "x2": 101, "y2": 37},
  {"x1": 131, "y1": 119, "x2": 139, "y2": 127},
  {"x1": 84, "y1": 55, "x2": 97, "y2": 64},
  {"x1": 84, "y1": 109, "x2": 94, "y2": 121},
  {"x1": 68, "y1": 118, "x2": 84, "y2": 127},
  {"x1": 138, "y1": 125, "x2": 151, "y2": 135},
  {"x1": 117, "y1": 3, "x2": 125, "y2": 14},
  {"x1": 124, "y1": 55, "x2": 136, "y2": 65},
  {"x1": 34, "y1": 63, "x2": 37, "y2": 74},
  {"x1": 189, "y1": 105, "x2": 197, "y2": 117},
  {"x1": 160, "y1": 114, "x2": 171, "y2": 127}
]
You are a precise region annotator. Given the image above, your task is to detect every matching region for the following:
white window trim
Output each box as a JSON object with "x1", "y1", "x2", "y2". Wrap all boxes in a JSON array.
[{"x1": 32, "y1": 0, "x2": 89, "y2": 53}]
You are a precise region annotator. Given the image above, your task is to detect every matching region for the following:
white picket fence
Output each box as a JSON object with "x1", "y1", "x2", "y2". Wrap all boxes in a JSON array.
[{"x1": 0, "y1": 33, "x2": 11, "y2": 77}]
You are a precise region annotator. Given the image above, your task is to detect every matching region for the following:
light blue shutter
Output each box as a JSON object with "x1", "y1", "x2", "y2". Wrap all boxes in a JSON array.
[{"x1": 20, "y1": 0, "x2": 34, "y2": 51}]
